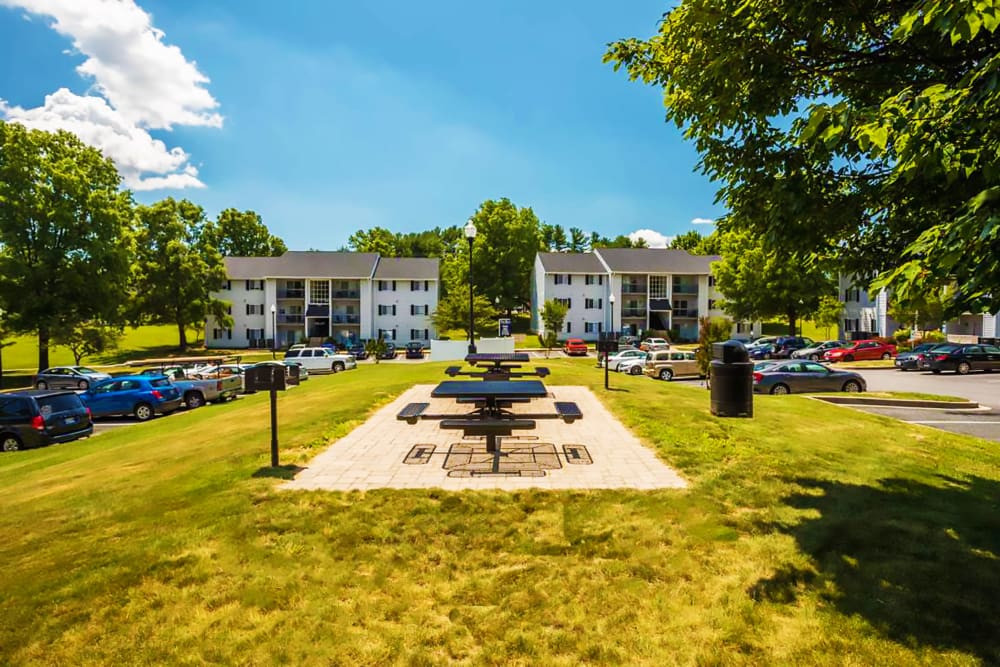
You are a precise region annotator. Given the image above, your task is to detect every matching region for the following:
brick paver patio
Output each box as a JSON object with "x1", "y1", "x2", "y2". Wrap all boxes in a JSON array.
[{"x1": 283, "y1": 385, "x2": 687, "y2": 491}]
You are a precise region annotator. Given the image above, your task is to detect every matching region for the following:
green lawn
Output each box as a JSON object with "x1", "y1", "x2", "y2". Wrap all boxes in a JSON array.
[{"x1": 1, "y1": 359, "x2": 997, "y2": 664}]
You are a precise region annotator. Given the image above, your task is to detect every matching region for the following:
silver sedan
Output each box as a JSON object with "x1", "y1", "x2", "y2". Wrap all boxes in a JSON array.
[
  {"x1": 753, "y1": 360, "x2": 866, "y2": 395},
  {"x1": 34, "y1": 366, "x2": 112, "y2": 390}
]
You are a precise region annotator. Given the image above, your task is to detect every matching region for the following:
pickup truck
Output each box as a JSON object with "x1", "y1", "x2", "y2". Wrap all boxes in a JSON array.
[{"x1": 138, "y1": 366, "x2": 243, "y2": 408}]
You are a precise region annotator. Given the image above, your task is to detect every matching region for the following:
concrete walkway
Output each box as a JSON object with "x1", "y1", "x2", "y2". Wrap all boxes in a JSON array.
[{"x1": 283, "y1": 385, "x2": 687, "y2": 492}]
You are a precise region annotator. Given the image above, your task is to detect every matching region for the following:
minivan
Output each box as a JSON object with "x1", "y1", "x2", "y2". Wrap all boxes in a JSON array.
[{"x1": 0, "y1": 390, "x2": 93, "y2": 452}]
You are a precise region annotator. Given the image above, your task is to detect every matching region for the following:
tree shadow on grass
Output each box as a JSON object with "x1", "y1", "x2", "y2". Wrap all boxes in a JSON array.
[
  {"x1": 751, "y1": 475, "x2": 1000, "y2": 664},
  {"x1": 252, "y1": 465, "x2": 304, "y2": 480}
]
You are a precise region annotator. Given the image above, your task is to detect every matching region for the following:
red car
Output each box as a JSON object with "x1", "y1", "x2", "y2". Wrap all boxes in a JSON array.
[
  {"x1": 562, "y1": 338, "x2": 588, "y2": 356},
  {"x1": 823, "y1": 339, "x2": 896, "y2": 362}
]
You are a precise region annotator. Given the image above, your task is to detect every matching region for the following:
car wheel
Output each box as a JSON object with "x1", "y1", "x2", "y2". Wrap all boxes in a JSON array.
[
  {"x1": 932, "y1": 369, "x2": 942, "y2": 374},
  {"x1": 629, "y1": 365, "x2": 642, "y2": 376},
  {"x1": 2, "y1": 435, "x2": 22, "y2": 452},
  {"x1": 133, "y1": 403, "x2": 154, "y2": 422},
  {"x1": 956, "y1": 361, "x2": 971, "y2": 375},
  {"x1": 333, "y1": 361, "x2": 345, "y2": 372},
  {"x1": 809, "y1": 354, "x2": 819, "y2": 361},
  {"x1": 843, "y1": 355, "x2": 854, "y2": 362},
  {"x1": 770, "y1": 383, "x2": 790, "y2": 395},
  {"x1": 659, "y1": 368, "x2": 674, "y2": 381},
  {"x1": 36, "y1": 381, "x2": 48, "y2": 390},
  {"x1": 77, "y1": 379, "x2": 89, "y2": 390},
  {"x1": 184, "y1": 391, "x2": 205, "y2": 409},
  {"x1": 842, "y1": 380, "x2": 862, "y2": 393},
  {"x1": 881, "y1": 352, "x2": 892, "y2": 360}
]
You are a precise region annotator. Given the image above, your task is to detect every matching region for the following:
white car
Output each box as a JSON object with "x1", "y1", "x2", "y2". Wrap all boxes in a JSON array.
[
  {"x1": 283, "y1": 347, "x2": 357, "y2": 373},
  {"x1": 617, "y1": 357, "x2": 648, "y2": 375},
  {"x1": 603, "y1": 349, "x2": 647, "y2": 371},
  {"x1": 640, "y1": 338, "x2": 671, "y2": 351}
]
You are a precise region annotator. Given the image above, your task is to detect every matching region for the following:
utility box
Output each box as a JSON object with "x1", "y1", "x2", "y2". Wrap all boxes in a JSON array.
[{"x1": 710, "y1": 340, "x2": 753, "y2": 418}]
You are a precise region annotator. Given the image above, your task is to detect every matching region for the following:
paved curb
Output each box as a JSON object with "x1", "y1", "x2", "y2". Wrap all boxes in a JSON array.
[{"x1": 813, "y1": 395, "x2": 980, "y2": 410}]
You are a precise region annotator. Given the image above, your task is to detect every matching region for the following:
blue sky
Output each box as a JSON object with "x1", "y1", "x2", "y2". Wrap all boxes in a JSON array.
[{"x1": 0, "y1": 0, "x2": 722, "y2": 250}]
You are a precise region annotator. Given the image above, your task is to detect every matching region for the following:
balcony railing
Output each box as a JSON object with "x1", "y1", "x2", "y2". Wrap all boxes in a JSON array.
[
  {"x1": 332, "y1": 314, "x2": 361, "y2": 324},
  {"x1": 277, "y1": 314, "x2": 304, "y2": 324},
  {"x1": 333, "y1": 290, "x2": 360, "y2": 299},
  {"x1": 622, "y1": 309, "x2": 647, "y2": 318},
  {"x1": 673, "y1": 309, "x2": 699, "y2": 318},
  {"x1": 672, "y1": 284, "x2": 699, "y2": 295},
  {"x1": 621, "y1": 285, "x2": 646, "y2": 294},
  {"x1": 277, "y1": 289, "x2": 305, "y2": 299}
]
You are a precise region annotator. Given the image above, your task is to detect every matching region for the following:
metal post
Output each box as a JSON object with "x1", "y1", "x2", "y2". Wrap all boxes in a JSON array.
[
  {"x1": 468, "y1": 236, "x2": 476, "y2": 354},
  {"x1": 271, "y1": 307, "x2": 277, "y2": 360},
  {"x1": 269, "y1": 368, "x2": 279, "y2": 467}
]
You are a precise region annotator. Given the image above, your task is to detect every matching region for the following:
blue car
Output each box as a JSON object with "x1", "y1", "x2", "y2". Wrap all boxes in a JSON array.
[{"x1": 81, "y1": 375, "x2": 183, "y2": 421}]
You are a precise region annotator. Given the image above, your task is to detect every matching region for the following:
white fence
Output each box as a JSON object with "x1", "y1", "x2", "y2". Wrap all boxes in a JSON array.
[{"x1": 429, "y1": 337, "x2": 515, "y2": 361}]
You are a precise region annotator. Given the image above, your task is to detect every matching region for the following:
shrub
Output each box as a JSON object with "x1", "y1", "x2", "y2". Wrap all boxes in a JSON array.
[
  {"x1": 893, "y1": 328, "x2": 911, "y2": 343},
  {"x1": 922, "y1": 330, "x2": 947, "y2": 343},
  {"x1": 696, "y1": 316, "x2": 733, "y2": 378}
]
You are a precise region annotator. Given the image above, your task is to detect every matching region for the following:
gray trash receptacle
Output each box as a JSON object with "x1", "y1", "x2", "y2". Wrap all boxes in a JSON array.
[{"x1": 710, "y1": 340, "x2": 753, "y2": 417}]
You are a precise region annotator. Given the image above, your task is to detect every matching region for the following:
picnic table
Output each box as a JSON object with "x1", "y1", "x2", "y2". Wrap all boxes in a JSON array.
[
  {"x1": 397, "y1": 379, "x2": 582, "y2": 455},
  {"x1": 445, "y1": 352, "x2": 549, "y2": 380}
]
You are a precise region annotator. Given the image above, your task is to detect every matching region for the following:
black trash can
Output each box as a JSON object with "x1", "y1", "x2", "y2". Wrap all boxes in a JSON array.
[{"x1": 710, "y1": 340, "x2": 753, "y2": 417}]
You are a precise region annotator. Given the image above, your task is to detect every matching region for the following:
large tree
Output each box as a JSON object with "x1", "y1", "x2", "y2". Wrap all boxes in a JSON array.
[
  {"x1": 465, "y1": 198, "x2": 543, "y2": 312},
  {"x1": 429, "y1": 286, "x2": 497, "y2": 341},
  {"x1": 200, "y1": 208, "x2": 286, "y2": 257},
  {"x1": 670, "y1": 230, "x2": 704, "y2": 251},
  {"x1": 712, "y1": 229, "x2": 835, "y2": 335},
  {"x1": 132, "y1": 198, "x2": 231, "y2": 349},
  {"x1": 0, "y1": 121, "x2": 134, "y2": 371},
  {"x1": 606, "y1": 1, "x2": 1000, "y2": 316}
]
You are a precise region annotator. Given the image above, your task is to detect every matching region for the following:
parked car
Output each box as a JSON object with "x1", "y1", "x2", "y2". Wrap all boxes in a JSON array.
[
  {"x1": 639, "y1": 337, "x2": 670, "y2": 352},
  {"x1": 644, "y1": 350, "x2": 702, "y2": 381},
  {"x1": 894, "y1": 343, "x2": 945, "y2": 371},
  {"x1": 284, "y1": 346, "x2": 357, "y2": 372},
  {"x1": 81, "y1": 375, "x2": 182, "y2": 421},
  {"x1": 918, "y1": 343, "x2": 1000, "y2": 374},
  {"x1": 139, "y1": 366, "x2": 243, "y2": 407},
  {"x1": 0, "y1": 390, "x2": 93, "y2": 452},
  {"x1": 769, "y1": 336, "x2": 815, "y2": 359},
  {"x1": 753, "y1": 360, "x2": 867, "y2": 394},
  {"x1": 618, "y1": 335, "x2": 640, "y2": 349},
  {"x1": 348, "y1": 342, "x2": 369, "y2": 360},
  {"x1": 405, "y1": 341, "x2": 425, "y2": 359},
  {"x1": 744, "y1": 336, "x2": 778, "y2": 355},
  {"x1": 617, "y1": 357, "x2": 648, "y2": 375},
  {"x1": 33, "y1": 366, "x2": 112, "y2": 391},
  {"x1": 282, "y1": 360, "x2": 309, "y2": 380},
  {"x1": 562, "y1": 338, "x2": 588, "y2": 356},
  {"x1": 823, "y1": 339, "x2": 896, "y2": 362},
  {"x1": 792, "y1": 340, "x2": 848, "y2": 361},
  {"x1": 603, "y1": 349, "x2": 647, "y2": 371}
]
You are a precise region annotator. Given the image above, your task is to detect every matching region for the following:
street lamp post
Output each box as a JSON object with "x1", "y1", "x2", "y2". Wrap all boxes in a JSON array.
[
  {"x1": 270, "y1": 304, "x2": 277, "y2": 359},
  {"x1": 464, "y1": 219, "x2": 478, "y2": 354},
  {"x1": 605, "y1": 293, "x2": 616, "y2": 389}
]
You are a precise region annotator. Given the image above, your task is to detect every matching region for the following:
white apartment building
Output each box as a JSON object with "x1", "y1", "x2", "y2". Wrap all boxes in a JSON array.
[
  {"x1": 205, "y1": 252, "x2": 439, "y2": 349},
  {"x1": 837, "y1": 275, "x2": 898, "y2": 340},
  {"x1": 531, "y1": 248, "x2": 754, "y2": 342}
]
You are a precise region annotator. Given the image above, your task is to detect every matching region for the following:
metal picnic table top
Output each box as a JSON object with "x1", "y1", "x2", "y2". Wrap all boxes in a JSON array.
[{"x1": 431, "y1": 379, "x2": 548, "y2": 400}]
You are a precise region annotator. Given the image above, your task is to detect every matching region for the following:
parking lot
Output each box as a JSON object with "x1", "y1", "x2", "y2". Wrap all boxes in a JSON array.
[{"x1": 852, "y1": 368, "x2": 1000, "y2": 442}]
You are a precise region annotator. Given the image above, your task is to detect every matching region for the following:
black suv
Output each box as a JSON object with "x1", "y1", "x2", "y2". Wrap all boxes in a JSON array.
[
  {"x1": 0, "y1": 390, "x2": 93, "y2": 452},
  {"x1": 405, "y1": 341, "x2": 424, "y2": 359}
]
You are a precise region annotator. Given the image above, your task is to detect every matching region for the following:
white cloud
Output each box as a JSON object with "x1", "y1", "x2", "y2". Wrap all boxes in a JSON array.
[
  {"x1": 691, "y1": 217, "x2": 715, "y2": 225},
  {"x1": 0, "y1": 0, "x2": 220, "y2": 189},
  {"x1": 628, "y1": 229, "x2": 674, "y2": 249}
]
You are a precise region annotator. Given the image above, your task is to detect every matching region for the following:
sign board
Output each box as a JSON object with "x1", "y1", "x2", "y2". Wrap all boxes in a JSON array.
[
  {"x1": 245, "y1": 364, "x2": 286, "y2": 392},
  {"x1": 596, "y1": 331, "x2": 620, "y2": 354},
  {"x1": 498, "y1": 318, "x2": 512, "y2": 337}
]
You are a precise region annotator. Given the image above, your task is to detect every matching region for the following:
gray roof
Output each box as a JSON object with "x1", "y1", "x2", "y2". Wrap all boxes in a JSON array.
[
  {"x1": 536, "y1": 252, "x2": 607, "y2": 274},
  {"x1": 373, "y1": 257, "x2": 439, "y2": 280},
  {"x1": 223, "y1": 252, "x2": 380, "y2": 279},
  {"x1": 594, "y1": 248, "x2": 720, "y2": 274}
]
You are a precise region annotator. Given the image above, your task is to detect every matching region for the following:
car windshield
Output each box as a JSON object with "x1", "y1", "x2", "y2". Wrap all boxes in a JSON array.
[
  {"x1": 36, "y1": 393, "x2": 84, "y2": 413},
  {"x1": 74, "y1": 367, "x2": 99, "y2": 374},
  {"x1": 934, "y1": 344, "x2": 959, "y2": 353}
]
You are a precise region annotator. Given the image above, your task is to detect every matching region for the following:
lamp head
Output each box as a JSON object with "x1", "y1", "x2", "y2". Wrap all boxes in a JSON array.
[
  {"x1": 270, "y1": 304, "x2": 277, "y2": 313},
  {"x1": 609, "y1": 293, "x2": 616, "y2": 303},
  {"x1": 463, "y1": 219, "x2": 477, "y2": 240}
]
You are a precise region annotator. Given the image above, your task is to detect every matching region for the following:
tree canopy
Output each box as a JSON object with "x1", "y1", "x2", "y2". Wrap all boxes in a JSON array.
[
  {"x1": 0, "y1": 121, "x2": 134, "y2": 370},
  {"x1": 606, "y1": 0, "x2": 1000, "y2": 316},
  {"x1": 200, "y1": 208, "x2": 286, "y2": 257}
]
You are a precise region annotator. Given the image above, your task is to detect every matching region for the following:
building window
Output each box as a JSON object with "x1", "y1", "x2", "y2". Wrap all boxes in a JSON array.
[
  {"x1": 584, "y1": 298, "x2": 604, "y2": 310},
  {"x1": 411, "y1": 281, "x2": 423, "y2": 291},
  {"x1": 310, "y1": 281, "x2": 330, "y2": 304},
  {"x1": 212, "y1": 328, "x2": 224, "y2": 340},
  {"x1": 378, "y1": 280, "x2": 397, "y2": 291},
  {"x1": 584, "y1": 322, "x2": 603, "y2": 333},
  {"x1": 245, "y1": 279, "x2": 263, "y2": 290},
  {"x1": 708, "y1": 299, "x2": 716, "y2": 310},
  {"x1": 246, "y1": 304, "x2": 264, "y2": 315},
  {"x1": 649, "y1": 275, "x2": 668, "y2": 298},
  {"x1": 378, "y1": 305, "x2": 397, "y2": 316},
  {"x1": 555, "y1": 298, "x2": 571, "y2": 309},
  {"x1": 708, "y1": 275, "x2": 715, "y2": 287},
  {"x1": 409, "y1": 304, "x2": 429, "y2": 316},
  {"x1": 585, "y1": 274, "x2": 603, "y2": 285},
  {"x1": 222, "y1": 280, "x2": 231, "y2": 290},
  {"x1": 554, "y1": 274, "x2": 565, "y2": 285},
  {"x1": 844, "y1": 288, "x2": 861, "y2": 302},
  {"x1": 565, "y1": 322, "x2": 571, "y2": 333}
]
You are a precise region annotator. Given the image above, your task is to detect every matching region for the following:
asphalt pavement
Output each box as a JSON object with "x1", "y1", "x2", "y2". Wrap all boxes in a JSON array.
[{"x1": 852, "y1": 368, "x2": 1000, "y2": 442}]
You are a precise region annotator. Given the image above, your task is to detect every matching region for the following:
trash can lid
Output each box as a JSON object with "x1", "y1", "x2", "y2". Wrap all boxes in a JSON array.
[{"x1": 712, "y1": 340, "x2": 749, "y2": 363}]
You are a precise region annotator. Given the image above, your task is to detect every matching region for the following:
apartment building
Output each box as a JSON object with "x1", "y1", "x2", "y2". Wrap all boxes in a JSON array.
[
  {"x1": 205, "y1": 251, "x2": 439, "y2": 349},
  {"x1": 837, "y1": 275, "x2": 899, "y2": 340},
  {"x1": 531, "y1": 248, "x2": 751, "y2": 342}
]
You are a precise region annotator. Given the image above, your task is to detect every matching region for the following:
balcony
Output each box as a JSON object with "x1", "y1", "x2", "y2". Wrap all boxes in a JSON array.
[
  {"x1": 672, "y1": 283, "x2": 699, "y2": 295},
  {"x1": 277, "y1": 314, "x2": 304, "y2": 324},
  {"x1": 673, "y1": 309, "x2": 699, "y2": 318},
  {"x1": 277, "y1": 289, "x2": 305, "y2": 299},
  {"x1": 621, "y1": 285, "x2": 646, "y2": 294},
  {"x1": 332, "y1": 314, "x2": 361, "y2": 324},
  {"x1": 333, "y1": 290, "x2": 360, "y2": 299},
  {"x1": 622, "y1": 309, "x2": 646, "y2": 318}
]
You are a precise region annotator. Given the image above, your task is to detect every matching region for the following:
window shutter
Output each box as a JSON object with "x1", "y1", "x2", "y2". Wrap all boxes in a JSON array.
[
  {"x1": 392, "y1": 305, "x2": 396, "y2": 316},
  {"x1": 392, "y1": 281, "x2": 397, "y2": 291},
  {"x1": 567, "y1": 275, "x2": 572, "y2": 285},
  {"x1": 424, "y1": 281, "x2": 429, "y2": 291},
  {"x1": 599, "y1": 275, "x2": 603, "y2": 285},
  {"x1": 598, "y1": 299, "x2": 602, "y2": 309}
]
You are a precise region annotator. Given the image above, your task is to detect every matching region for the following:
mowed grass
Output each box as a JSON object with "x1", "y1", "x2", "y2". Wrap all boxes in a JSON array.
[{"x1": 1, "y1": 359, "x2": 998, "y2": 664}]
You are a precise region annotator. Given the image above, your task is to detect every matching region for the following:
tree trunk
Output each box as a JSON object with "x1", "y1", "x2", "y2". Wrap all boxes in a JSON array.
[
  {"x1": 38, "y1": 327, "x2": 50, "y2": 372},
  {"x1": 787, "y1": 311, "x2": 798, "y2": 337},
  {"x1": 177, "y1": 322, "x2": 188, "y2": 350}
]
